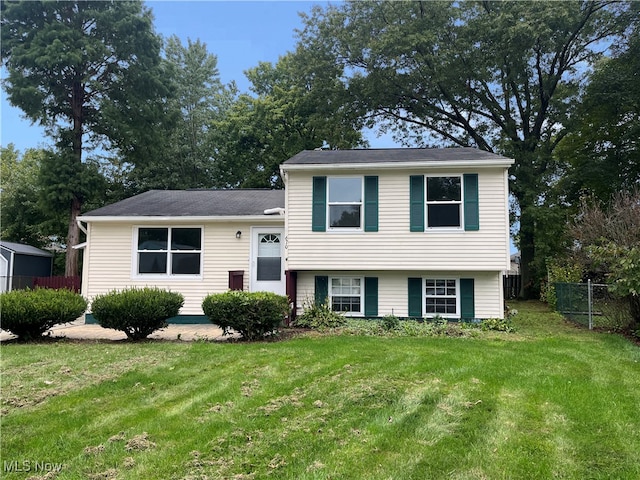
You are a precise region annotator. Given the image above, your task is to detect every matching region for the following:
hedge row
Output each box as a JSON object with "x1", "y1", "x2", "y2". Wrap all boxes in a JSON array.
[{"x1": 1, "y1": 287, "x2": 290, "y2": 342}]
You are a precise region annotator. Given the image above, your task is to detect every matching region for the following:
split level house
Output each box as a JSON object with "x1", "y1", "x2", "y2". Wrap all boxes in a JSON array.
[{"x1": 78, "y1": 147, "x2": 514, "y2": 323}]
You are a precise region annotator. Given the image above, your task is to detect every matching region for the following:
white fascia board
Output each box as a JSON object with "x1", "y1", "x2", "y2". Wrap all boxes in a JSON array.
[
  {"x1": 281, "y1": 158, "x2": 514, "y2": 171},
  {"x1": 77, "y1": 215, "x2": 285, "y2": 223}
]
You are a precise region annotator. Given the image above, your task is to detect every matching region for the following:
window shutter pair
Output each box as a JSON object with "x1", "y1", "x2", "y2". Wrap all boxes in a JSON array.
[
  {"x1": 314, "y1": 275, "x2": 378, "y2": 316},
  {"x1": 407, "y1": 277, "x2": 475, "y2": 319},
  {"x1": 312, "y1": 176, "x2": 378, "y2": 232},
  {"x1": 409, "y1": 174, "x2": 479, "y2": 231}
]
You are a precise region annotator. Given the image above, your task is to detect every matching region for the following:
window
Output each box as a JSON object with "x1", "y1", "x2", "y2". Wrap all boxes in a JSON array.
[
  {"x1": 136, "y1": 227, "x2": 201, "y2": 276},
  {"x1": 426, "y1": 176, "x2": 461, "y2": 228},
  {"x1": 425, "y1": 279, "x2": 459, "y2": 317},
  {"x1": 257, "y1": 233, "x2": 281, "y2": 281},
  {"x1": 330, "y1": 277, "x2": 363, "y2": 313},
  {"x1": 410, "y1": 174, "x2": 479, "y2": 232},
  {"x1": 313, "y1": 176, "x2": 378, "y2": 232},
  {"x1": 328, "y1": 177, "x2": 362, "y2": 229}
]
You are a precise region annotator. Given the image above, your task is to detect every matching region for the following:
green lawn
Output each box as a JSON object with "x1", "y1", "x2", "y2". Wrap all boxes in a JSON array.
[{"x1": 2, "y1": 302, "x2": 639, "y2": 479}]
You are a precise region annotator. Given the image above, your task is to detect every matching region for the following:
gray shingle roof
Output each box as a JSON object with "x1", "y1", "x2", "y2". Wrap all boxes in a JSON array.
[
  {"x1": 82, "y1": 189, "x2": 285, "y2": 217},
  {"x1": 283, "y1": 147, "x2": 512, "y2": 165},
  {"x1": 0, "y1": 241, "x2": 54, "y2": 257}
]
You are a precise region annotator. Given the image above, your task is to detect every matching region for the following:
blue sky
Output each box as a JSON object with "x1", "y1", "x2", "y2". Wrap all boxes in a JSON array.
[{"x1": 1, "y1": 0, "x2": 397, "y2": 153}]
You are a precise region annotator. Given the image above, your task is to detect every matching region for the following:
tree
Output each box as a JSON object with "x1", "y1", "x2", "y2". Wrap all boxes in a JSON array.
[
  {"x1": 211, "y1": 51, "x2": 365, "y2": 188},
  {"x1": 568, "y1": 191, "x2": 640, "y2": 329},
  {"x1": 555, "y1": 24, "x2": 640, "y2": 204},
  {"x1": 0, "y1": 145, "x2": 53, "y2": 247},
  {"x1": 1, "y1": 0, "x2": 163, "y2": 275},
  {"x1": 125, "y1": 35, "x2": 235, "y2": 190},
  {"x1": 296, "y1": 0, "x2": 636, "y2": 297}
]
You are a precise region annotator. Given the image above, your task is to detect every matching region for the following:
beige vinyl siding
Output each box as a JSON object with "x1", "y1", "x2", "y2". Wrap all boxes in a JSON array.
[
  {"x1": 285, "y1": 168, "x2": 510, "y2": 272},
  {"x1": 83, "y1": 220, "x2": 280, "y2": 315},
  {"x1": 295, "y1": 270, "x2": 504, "y2": 319}
]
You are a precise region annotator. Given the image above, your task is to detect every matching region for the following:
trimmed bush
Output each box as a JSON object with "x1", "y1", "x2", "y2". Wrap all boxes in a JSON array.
[
  {"x1": 1, "y1": 288, "x2": 87, "y2": 340},
  {"x1": 202, "y1": 290, "x2": 289, "y2": 340},
  {"x1": 91, "y1": 287, "x2": 184, "y2": 340}
]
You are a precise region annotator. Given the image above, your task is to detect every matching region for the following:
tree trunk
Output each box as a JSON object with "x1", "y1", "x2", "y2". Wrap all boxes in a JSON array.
[
  {"x1": 65, "y1": 79, "x2": 84, "y2": 277},
  {"x1": 629, "y1": 294, "x2": 640, "y2": 331},
  {"x1": 518, "y1": 209, "x2": 537, "y2": 299},
  {"x1": 65, "y1": 195, "x2": 82, "y2": 276}
]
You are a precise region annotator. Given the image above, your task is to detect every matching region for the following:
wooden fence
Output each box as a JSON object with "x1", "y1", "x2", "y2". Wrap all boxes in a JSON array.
[
  {"x1": 33, "y1": 276, "x2": 81, "y2": 292},
  {"x1": 503, "y1": 274, "x2": 521, "y2": 300}
]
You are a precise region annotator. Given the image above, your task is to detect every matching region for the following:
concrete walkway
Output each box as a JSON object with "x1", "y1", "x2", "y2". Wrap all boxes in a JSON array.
[{"x1": 0, "y1": 319, "x2": 231, "y2": 342}]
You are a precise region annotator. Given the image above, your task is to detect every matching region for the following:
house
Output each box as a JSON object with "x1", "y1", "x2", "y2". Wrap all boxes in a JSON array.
[
  {"x1": 0, "y1": 241, "x2": 54, "y2": 292},
  {"x1": 77, "y1": 147, "x2": 514, "y2": 322}
]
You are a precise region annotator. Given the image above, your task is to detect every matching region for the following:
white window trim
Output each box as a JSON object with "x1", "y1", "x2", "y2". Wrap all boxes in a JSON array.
[
  {"x1": 132, "y1": 226, "x2": 204, "y2": 280},
  {"x1": 327, "y1": 176, "x2": 364, "y2": 232},
  {"x1": 423, "y1": 277, "x2": 460, "y2": 319},
  {"x1": 329, "y1": 276, "x2": 364, "y2": 316},
  {"x1": 425, "y1": 174, "x2": 464, "y2": 231}
]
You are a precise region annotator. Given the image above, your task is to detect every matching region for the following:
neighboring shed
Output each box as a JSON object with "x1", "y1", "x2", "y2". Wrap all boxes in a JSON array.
[{"x1": 0, "y1": 241, "x2": 54, "y2": 292}]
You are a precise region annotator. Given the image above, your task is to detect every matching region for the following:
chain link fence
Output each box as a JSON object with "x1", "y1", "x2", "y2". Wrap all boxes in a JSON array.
[{"x1": 554, "y1": 281, "x2": 633, "y2": 330}]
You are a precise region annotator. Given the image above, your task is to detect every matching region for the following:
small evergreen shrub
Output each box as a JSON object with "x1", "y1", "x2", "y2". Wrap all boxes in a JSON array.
[
  {"x1": 91, "y1": 287, "x2": 184, "y2": 340},
  {"x1": 381, "y1": 314, "x2": 400, "y2": 331},
  {"x1": 0, "y1": 288, "x2": 87, "y2": 340},
  {"x1": 202, "y1": 290, "x2": 289, "y2": 340},
  {"x1": 294, "y1": 298, "x2": 346, "y2": 329}
]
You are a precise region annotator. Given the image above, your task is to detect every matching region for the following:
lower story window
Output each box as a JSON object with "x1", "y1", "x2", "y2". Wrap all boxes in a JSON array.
[
  {"x1": 330, "y1": 277, "x2": 362, "y2": 314},
  {"x1": 136, "y1": 227, "x2": 202, "y2": 276},
  {"x1": 425, "y1": 279, "x2": 458, "y2": 316}
]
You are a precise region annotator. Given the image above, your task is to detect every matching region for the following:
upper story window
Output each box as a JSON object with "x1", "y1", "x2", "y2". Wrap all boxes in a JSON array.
[
  {"x1": 328, "y1": 177, "x2": 362, "y2": 229},
  {"x1": 426, "y1": 176, "x2": 462, "y2": 228},
  {"x1": 313, "y1": 176, "x2": 378, "y2": 232},
  {"x1": 136, "y1": 227, "x2": 202, "y2": 276},
  {"x1": 410, "y1": 173, "x2": 479, "y2": 232}
]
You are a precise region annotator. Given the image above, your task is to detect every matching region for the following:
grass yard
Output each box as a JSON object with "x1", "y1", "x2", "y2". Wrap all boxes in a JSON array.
[{"x1": 1, "y1": 301, "x2": 639, "y2": 479}]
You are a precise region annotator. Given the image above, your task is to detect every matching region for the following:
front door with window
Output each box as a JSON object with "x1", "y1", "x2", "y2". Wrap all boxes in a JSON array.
[{"x1": 250, "y1": 228, "x2": 285, "y2": 295}]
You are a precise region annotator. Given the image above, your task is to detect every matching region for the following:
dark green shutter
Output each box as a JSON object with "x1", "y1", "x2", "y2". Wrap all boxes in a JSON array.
[
  {"x1": 410, "y1": 175, "x2": 425, "y2": 232},
  {"x1": 408, "y1": 277, "x2": 422, "y2": 318},
  {"x1": 463, "y1": 174, "x2": 479, "y2": 231},
  {"x1": 315, "y1": 276, "x2": 329, "y2": 306},
  {"x1": 312, "y1": 176, "x2": 327, "y2": 232},
  {"x1": 364, "y1": 277, "x2": 378, "y2": 316},
  {"x1": 460, "y1": 278, "x2": 475, "y2": 319},
  {"x1": 364, "y1": 176, "x2": 379, "y2": 232}
]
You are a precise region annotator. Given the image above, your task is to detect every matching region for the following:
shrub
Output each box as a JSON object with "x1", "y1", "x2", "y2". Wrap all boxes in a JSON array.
[
  {"x1": 91, "y1": 287, "x2": 184, "y2": 340},
  {"x1": 381, "y1": 314, "x2": 400, "y2": 331},
  {"x1": 294, "y1": 298, "x2": 346, "y2": 329},
  {"x1": 543, "y1": 260, "x2": 583, "y2": 308},
  {"x1": 480, "y1": 317, "x2": 516, "y2": 333},
  {"x1": 202, "y1": 290, "x2": 289, "y2": 340},
  {"x1": 0, "y1": 288, "x2": 87, "y2": 340}
]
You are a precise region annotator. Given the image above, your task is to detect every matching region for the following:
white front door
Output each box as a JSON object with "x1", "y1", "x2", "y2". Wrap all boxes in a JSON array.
[{"x1": 250, "y1": 227, "x2": 285, "y2": 295}]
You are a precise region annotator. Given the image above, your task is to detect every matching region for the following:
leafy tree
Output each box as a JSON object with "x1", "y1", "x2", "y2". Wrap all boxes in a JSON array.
[
  {"x1": 212, "y1": 51, "x2": 365, "y2": 188},
  {"x1": 125, "y1": 35, "x2": 235, "y2": 190},
  {"x1": 555, "y1": 24, "x2": 640, "y2": 204},
  {"x1": 296, "y1": 0, "x2": 635, "y2": 297},
  {"x1": 1, "y1": 0, "x2": 163, "y2": 275},
  {"x1": 568, "y1": 191, "x2": 640, "y2": 329},
  {"x1": 0, "y1": 145, "x2": 53, "y2": 247}
]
